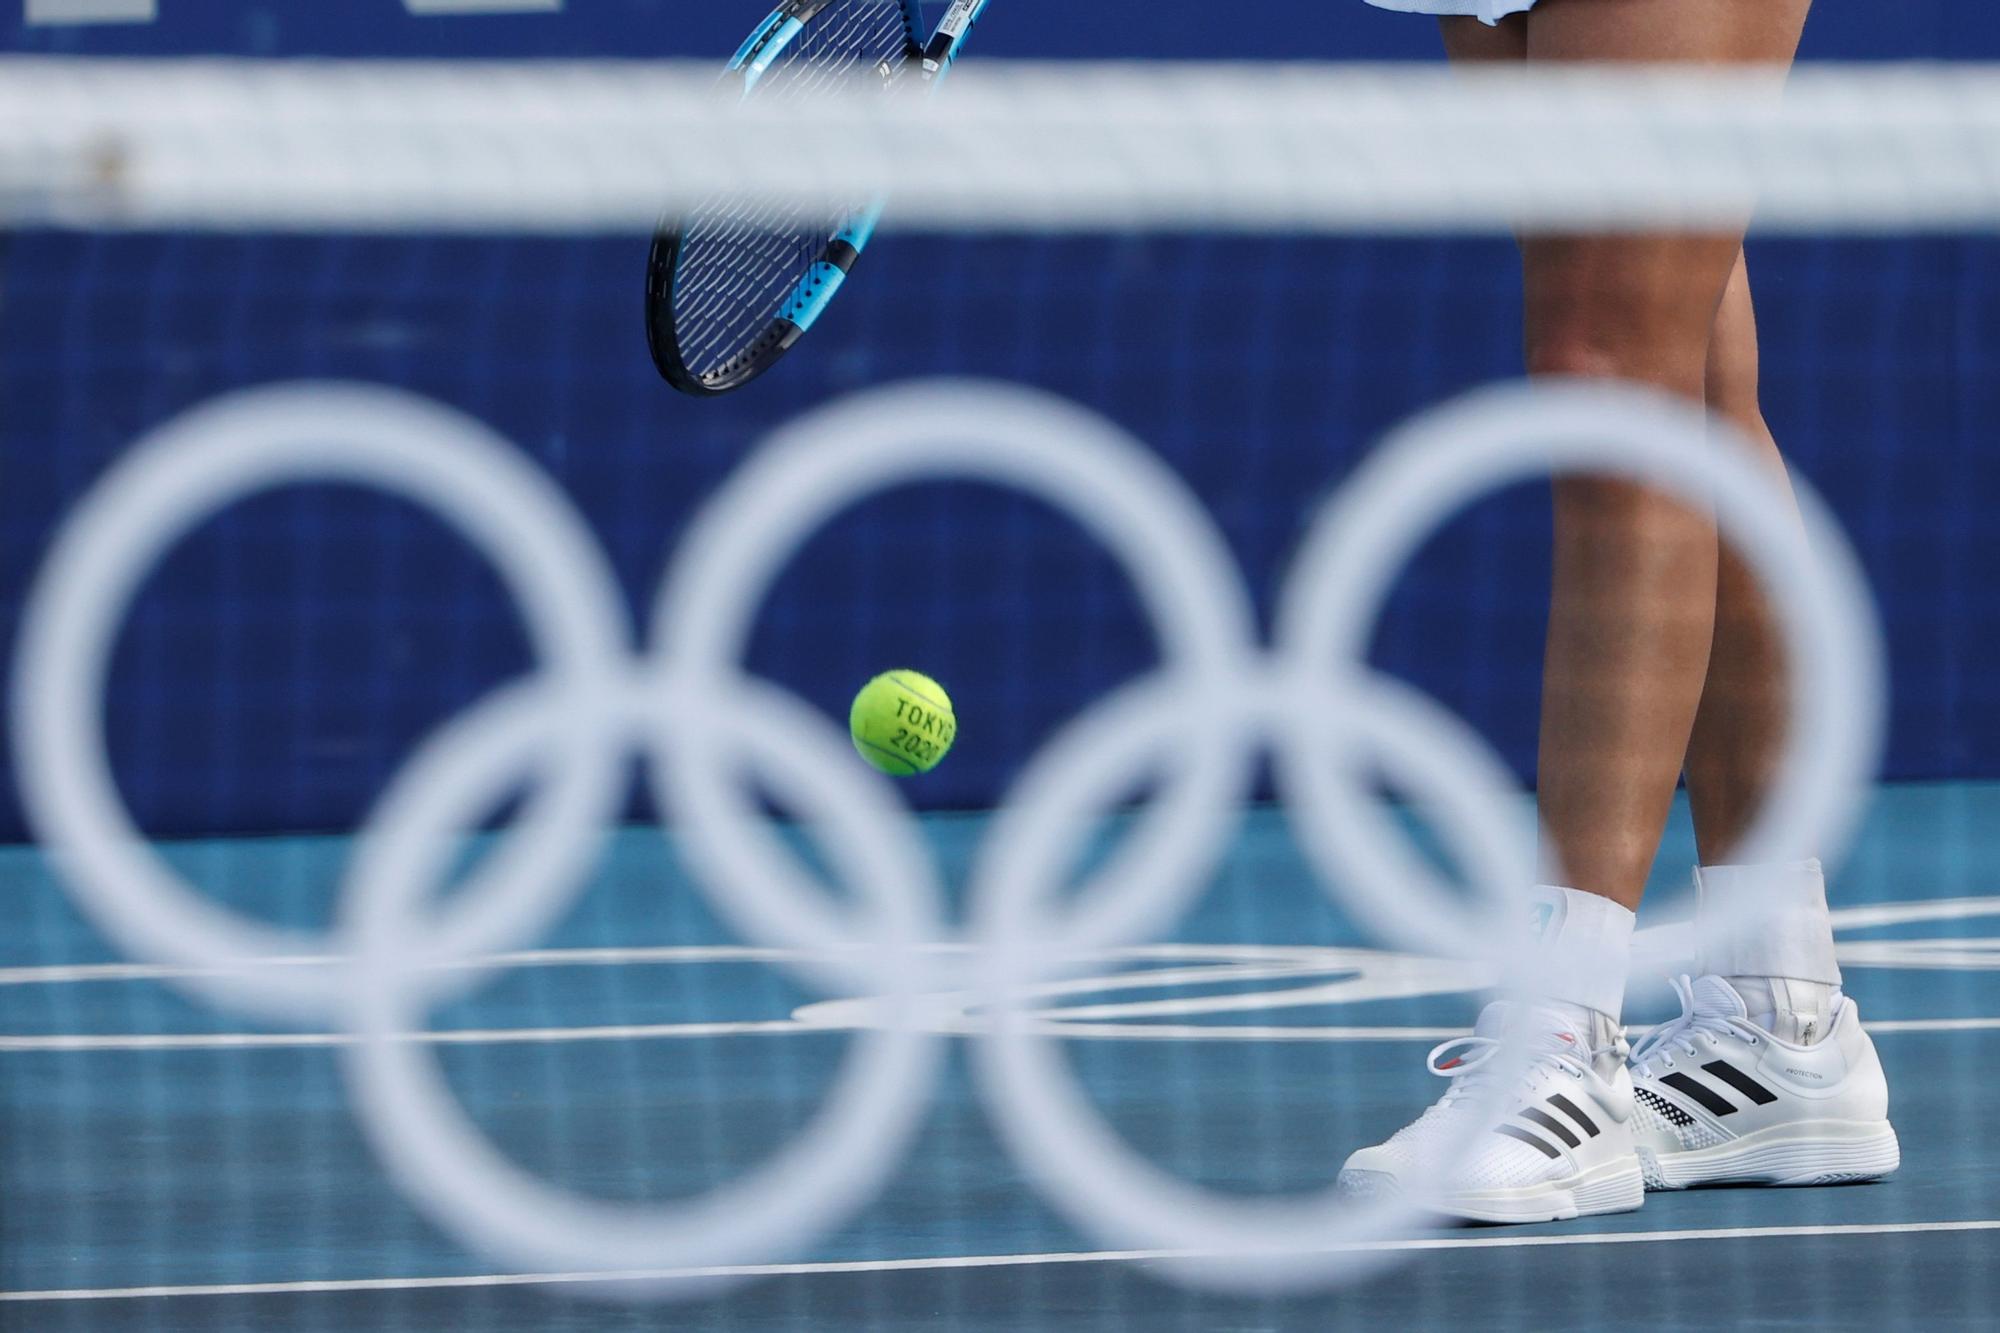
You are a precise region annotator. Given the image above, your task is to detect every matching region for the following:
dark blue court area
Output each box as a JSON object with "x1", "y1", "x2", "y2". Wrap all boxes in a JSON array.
[{"x1": 2, "y1": 783, "x2": 1995, "y2": 1331}]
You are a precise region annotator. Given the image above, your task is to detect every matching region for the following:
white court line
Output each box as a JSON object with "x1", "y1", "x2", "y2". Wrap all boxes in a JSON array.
[
  {"x1": 1831, "y1": 896, "x2": 2000, "y2": 930},
  {"x1": 0, "y1": 1022, "x2": 805, "y2": 1052},
  {"x1": 6, "y1": 1016, "x2": 1999, "y2": 1054},
  {"x1": 0, "y1": 945, "x2": 820, "y2": 987},
  {"x1": 0, "y1": 1023, "x2": 1469, "y2": 1052},
  {"x1": 6, "y1": 1220, "x2": 1996, "y2": 1302},
  {"x1": 0, "y1": 941, "x2": 1322, "y2": 988},
  {"x1": 3, "y1": 895, "x2": 1995, "y2": 1051},
  {"x1": 5, "y1": 892, "x2": 1995, "y2": 989}
]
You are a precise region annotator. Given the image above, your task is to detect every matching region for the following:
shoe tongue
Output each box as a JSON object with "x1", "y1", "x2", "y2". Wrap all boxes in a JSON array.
[
  {"x1": 1693, "y1": 975, "x2": 1750, "y2": 1019},
  {"x1": 1472, "y1": 1001, "x2": 1587, "y2": 1053}
]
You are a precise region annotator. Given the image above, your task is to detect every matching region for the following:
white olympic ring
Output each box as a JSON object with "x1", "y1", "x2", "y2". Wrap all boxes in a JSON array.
[{"x1": 10, "y1": 376, "x2": 1883, "y2": 1297}]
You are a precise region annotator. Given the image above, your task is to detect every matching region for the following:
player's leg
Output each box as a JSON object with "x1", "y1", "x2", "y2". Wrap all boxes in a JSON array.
[
  {"x1": 1685, "y1": 253, "x2": 1793, "y2": 861},
  {"x1": 1523, "y1": 0, "x2": 1811, "y2": 917},
  {"x1": 1513, "y1": 0, "x2": 1811, "y2": 1082},
  {"x1": 1341, "y1": 0, "x2": 1814, "y2": 1223},
  {"x1": 1519, "y1": 0, "x2": 1844, "y2": 1190},
  {"x1": 1438, "y1": 12, "x2": 1526, "y2": 63},
  {"x1": 1526, "y1": 227, "x2": 1729, "y2": 917},
  {"x1": 1631, "y1": 252, "x2": 1898, "y2": 1191}
]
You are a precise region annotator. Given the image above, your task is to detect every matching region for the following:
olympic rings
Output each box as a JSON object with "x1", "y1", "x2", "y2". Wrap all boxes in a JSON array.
[
  {"x1": 10, "y1": 385, "x2": 631, "y2": 1021},
  {"x1": 10, "y1": 375, "x2": 1882, "y2": 1297}
]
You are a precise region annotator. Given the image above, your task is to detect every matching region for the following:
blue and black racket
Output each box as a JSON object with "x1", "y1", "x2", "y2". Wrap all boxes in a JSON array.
[{"x1": 647, "y1": 0, "x2": 991, "y2": 396}]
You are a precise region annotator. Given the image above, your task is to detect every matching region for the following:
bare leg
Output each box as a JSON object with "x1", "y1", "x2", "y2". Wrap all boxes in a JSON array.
[
  {"x1": 1439, "y1": 13, "x2": 1526, "y2": 62},
  {"x1": 1442, "y1": 0, "x2": 1811, "y2": 911},
  {"x1": 1684, "y1": 253, "x2": 1798, "y2": 862},
  {"x1": 1525, "y1": 234, "x2": 1728, "y2": 910},
  {"x1": 1684, "y1": 256, "x2": 1846, "y2": 1048}
]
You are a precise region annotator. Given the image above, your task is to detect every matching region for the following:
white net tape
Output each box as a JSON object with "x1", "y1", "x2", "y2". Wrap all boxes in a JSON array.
[{"x1": 3, "y1": 58, "x2": 2000, "y2": 232}]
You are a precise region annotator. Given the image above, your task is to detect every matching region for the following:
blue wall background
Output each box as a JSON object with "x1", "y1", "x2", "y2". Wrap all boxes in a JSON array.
[
  {"x1": 6, "y1": 0, "x2": 2000, "y2": 62},
  {"x1": 2, "y1": 4, "x2": 1997, "y2": 842}
]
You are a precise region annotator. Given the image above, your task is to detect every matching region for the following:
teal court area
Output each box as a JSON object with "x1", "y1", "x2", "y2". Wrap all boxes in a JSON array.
[{"x1": 2, "y1": 783, "x2": 1995, "y2": 1330}]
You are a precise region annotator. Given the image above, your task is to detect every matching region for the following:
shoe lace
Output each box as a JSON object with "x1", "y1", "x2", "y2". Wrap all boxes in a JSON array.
[
  {"x1": 1423, "y1": 1023, "x2": 1616, "y2": 1109},
  {"x1": 1629, "y1": 974, "x2": 1753, "y2": 1075},
  {"x1": 1425, "y1": 1035, "x2": 1505, "y2": 1106}
]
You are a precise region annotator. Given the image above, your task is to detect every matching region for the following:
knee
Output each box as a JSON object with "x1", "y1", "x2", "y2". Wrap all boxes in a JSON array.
[
  {"x1": 1525, "y1": 279, "x2": 1714, "y2": 398},
  {"x1": 1526, "y1": 328, "x2": 1702, "y2": 394},
  {"x1": 1526, "y1": 332, "x2": 1640, "y2": 383},
  {"x1": 1528, "y1": 334, "x2": 1697, "y2": 526}
]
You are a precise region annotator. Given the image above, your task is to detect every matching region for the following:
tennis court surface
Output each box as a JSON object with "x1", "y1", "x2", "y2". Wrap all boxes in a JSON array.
[{"x1": 3, "y1": 784, "x2": 1997, "y2": 1330}]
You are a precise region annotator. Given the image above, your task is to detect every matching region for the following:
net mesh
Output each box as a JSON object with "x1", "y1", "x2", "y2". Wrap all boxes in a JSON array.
[{"x1": 2, "y1": 53, "x2": 1998, "y2": 1332}]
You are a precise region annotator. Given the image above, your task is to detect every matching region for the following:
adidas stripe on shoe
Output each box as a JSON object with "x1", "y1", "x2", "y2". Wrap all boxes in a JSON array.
[
  {"x1": 1629, "y1": 975, "x2": 1900, "y2": 1190},
  {"x1": 1337, "y1": 1002, "x2": 1645, "y2": 1224}
]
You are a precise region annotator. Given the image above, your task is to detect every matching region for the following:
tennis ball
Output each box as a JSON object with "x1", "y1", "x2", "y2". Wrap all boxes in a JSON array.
[{"x1": 849, "y1": 670, "x2": 956, "y2": 776}]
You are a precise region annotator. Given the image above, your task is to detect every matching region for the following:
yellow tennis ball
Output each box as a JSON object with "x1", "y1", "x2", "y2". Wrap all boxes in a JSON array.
[{"x1": 849, "y1": 670, "x2": 956, "y2": 776}]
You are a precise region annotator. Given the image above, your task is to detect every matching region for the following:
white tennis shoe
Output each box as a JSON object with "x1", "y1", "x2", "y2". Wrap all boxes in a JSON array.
[
  {"x1": 1337, "y1": 1001, "x2": 1645, "y2": 1224},
  {"x1": 1628, "y1": 975, "x2": 1900, "y2": 1190}
]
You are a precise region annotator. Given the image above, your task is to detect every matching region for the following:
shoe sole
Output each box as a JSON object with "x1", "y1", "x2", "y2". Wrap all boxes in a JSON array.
[
  {"x1": 1638, "y1": 1119, "x2": 1900, "y2": 1190},
  {"x1": 1337, "y1": 1156, "x2": 1645, "y2": 1225}
]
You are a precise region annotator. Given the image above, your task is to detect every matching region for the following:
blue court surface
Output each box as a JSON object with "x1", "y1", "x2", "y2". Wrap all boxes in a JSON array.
[{"x1": 3, "y1": 782, "x2": 1996, "y2": 1331}]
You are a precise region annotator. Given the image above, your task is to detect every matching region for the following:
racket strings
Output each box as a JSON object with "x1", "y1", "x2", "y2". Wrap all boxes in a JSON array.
[
  {"x1": 669, "y1": 0, "x2": 915, "y2": 382},
  {"x1": 669, "y1": 2, "x2": 908, "y2": 364},
  {"x1": 678, "y1": 1, "x2": 910, "y2": 318}
]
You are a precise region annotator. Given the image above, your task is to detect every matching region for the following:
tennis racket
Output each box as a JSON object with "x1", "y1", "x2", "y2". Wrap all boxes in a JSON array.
[{"x1": 646, "y1": 0, "x2": 992, "y2": 397}]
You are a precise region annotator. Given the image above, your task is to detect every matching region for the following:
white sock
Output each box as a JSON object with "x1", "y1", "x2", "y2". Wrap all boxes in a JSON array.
[
  {"x1": 1519, "y1": 885, "x2": 1634, "y2": 1071},
  {"x1": 1696, "y1": 859, "x2": 1843, "y2": 1046},
  {"x1": 1726, "y1": 975, "x2": 1840, "y2": 1046}
]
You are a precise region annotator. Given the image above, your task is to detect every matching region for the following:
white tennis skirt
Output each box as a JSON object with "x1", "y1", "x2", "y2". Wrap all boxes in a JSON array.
[{"x1": 1364, "y1": 0, "x2": 1539, "y2": 24}]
